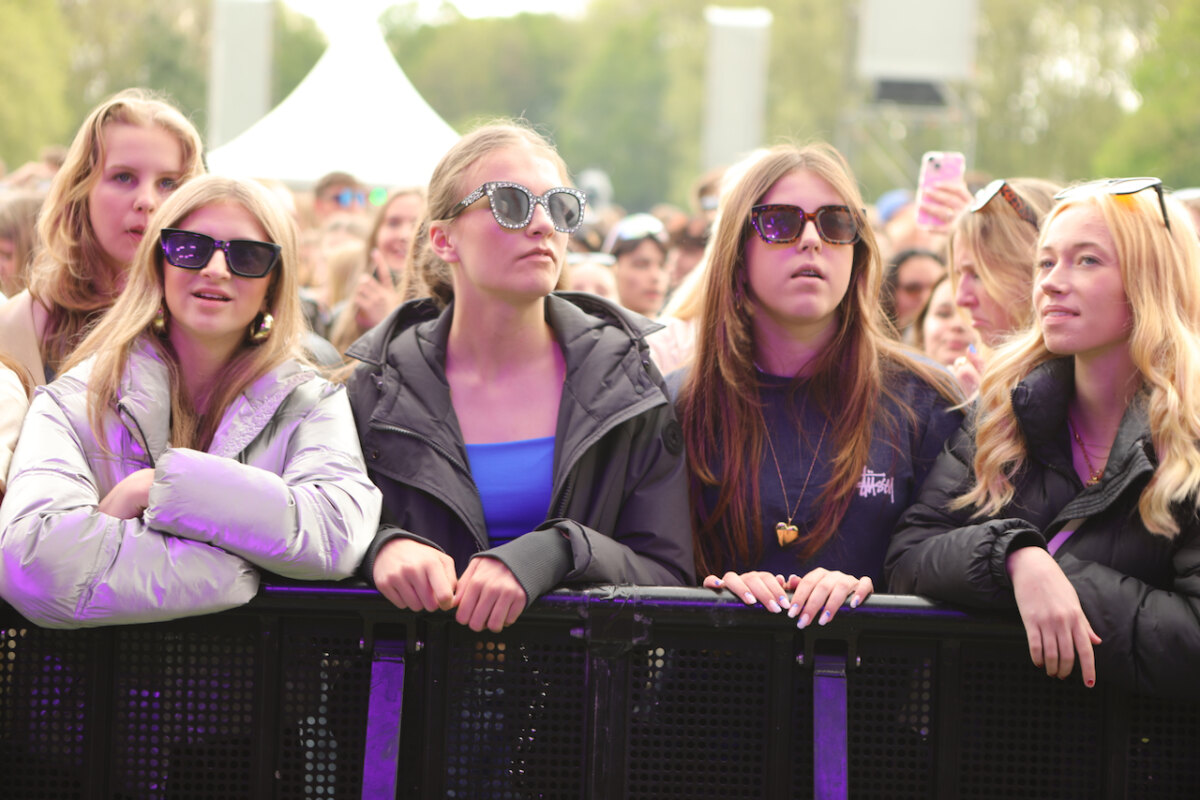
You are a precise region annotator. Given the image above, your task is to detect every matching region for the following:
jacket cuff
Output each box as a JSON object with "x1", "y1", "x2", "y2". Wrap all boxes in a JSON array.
[
  {"x1": 472, "y1": 528, "x2": 572, "y2": 608},
  {"x1": 990, "y1": 525, "x2": 1048, "y2": 589}
]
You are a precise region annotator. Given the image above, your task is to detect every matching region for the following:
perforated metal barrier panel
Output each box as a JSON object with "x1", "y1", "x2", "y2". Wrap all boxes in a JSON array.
[
  {"x1": 1, "y1": 587, "x2": 1197, "y2": 799},
  {"x1": 626, "y1": 633, "x2": 777, "y2": 797},
  {"x1": 0, "y1": 625, "x2": 96, "y2": 799},
  {"x1": 439, "y1": 630, "x2": 587, "y2": 797},
  {"x1": 0, "y1": 610, "x2": 374, "y2": 799}
]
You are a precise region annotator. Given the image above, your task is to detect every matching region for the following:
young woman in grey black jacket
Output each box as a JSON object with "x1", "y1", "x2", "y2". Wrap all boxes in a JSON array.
[{"x1": 348, "y1": 122, "x2": 694, "y2": 634}]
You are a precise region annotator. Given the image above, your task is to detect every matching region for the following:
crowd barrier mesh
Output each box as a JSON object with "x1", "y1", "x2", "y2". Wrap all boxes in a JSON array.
[{"x1": 0, "y1": 585, "x2": 1197, "y2": 799}]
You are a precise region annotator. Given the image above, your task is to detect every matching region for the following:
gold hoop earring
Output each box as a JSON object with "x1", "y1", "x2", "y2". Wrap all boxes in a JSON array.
[
  {"x1": 152, "y1": 305, "x2": 168, "y2": 337},
  {"x1": 248, "y1": 311, "x2": 274, "y2": 344}
]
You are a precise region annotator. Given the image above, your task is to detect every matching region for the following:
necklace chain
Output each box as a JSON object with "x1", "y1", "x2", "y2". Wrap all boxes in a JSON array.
[
  {"x1": 762, "y1": 417, "x2": 829, "y2": 546},
  {"x1": 1067, "y1": 415, "x2": 1106, "y2": 486}
]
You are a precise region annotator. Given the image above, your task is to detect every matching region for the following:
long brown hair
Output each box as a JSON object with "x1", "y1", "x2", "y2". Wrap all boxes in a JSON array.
[
  {"x1": 27, "y1": 88, "x2": 205, "y2": 372},
  {"x1": 678, "y1": 142, "x2": 960, "y2": 574},
  {"x1": 65, "y1": 176, "x2": 305, "y2": 453}
]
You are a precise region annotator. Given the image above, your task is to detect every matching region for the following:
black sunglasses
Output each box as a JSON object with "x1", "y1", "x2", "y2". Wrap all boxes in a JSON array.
[
  {"x1": 970, "y1": 179, "x2": 1039, "y2": 229},
  {"x1": 449, "y1": 181, "x2": 587, "y2": 234},
  {"x1": 1054, "y1": 177, "x2": 1171, "y2": 232},
  {"x1": 160, "y1": 228, "x2": 281, "y2": 278},
  {"x1": 749, "y1": 204, "x2": 861, "y2": 246}
]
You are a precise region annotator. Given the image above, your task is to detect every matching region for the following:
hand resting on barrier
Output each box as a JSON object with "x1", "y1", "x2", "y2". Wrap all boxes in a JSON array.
[
  {"x1": 704, "y1": 568, "x2": 873, "y2": 628},
  {"x1": 373, "y1": 539, "x2": 529, "y2": 633}
]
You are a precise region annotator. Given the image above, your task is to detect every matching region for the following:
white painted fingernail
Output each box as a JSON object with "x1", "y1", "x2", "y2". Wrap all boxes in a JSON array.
[
  {"x1": 777, "y1": 595, "x2": 789, "y2": 608},
  {"x1": 743, "y1": 592, "x2": 755, "y2": 604},
  {"x1": 797, "y1": 613, "x2": 811, "y2": 629},
  {"x1": 788, "y1": 604, "x2": 800, "y2": 618},
  {"x1": 850, "y1": 596, "x2": 860, "y2": 609},
  {"x1": 767, "y1": 600, "x2": 781, "y2": 613}
]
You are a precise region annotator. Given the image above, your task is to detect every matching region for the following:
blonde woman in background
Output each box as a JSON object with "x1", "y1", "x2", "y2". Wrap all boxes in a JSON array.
[
  {"x1": 947, "y1": 177, "x2": 1060, "y2": 393},
  {"x1": 0, "y1": 88, "x2": 204, "y2": 385},
  {"x1": 328, "y1": 188, "x2": 426, "y2": 354}
]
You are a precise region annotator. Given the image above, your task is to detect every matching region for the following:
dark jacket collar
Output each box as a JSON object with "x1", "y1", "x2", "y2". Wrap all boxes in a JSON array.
[
  {"x1": 1011, "y1": 357, "x2": 1075, "y2": 468},
  {"x1": 345, "y1": 292, "x2": 662, "y2": 369},
  {"x1": 348, "y1": 292, "x2": 669, "y2": 478},
  {"x1": 1011, "y1": 357, "x2": 1156, "y2": 517}
]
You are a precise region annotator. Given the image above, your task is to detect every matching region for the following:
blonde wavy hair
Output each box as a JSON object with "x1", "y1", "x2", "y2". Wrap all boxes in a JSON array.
[
  {"x1": 26, "y1": 88, "x2": 205, "y2": 372},
  {"x1": 957, "y1": 186, "x2": 1200, "y2": 537},
  {"x1": 66, "y1": 175, "x2": 306, "y2": 453},
  {"x1": 947, "y1": 177, "x2": 1060, "y2": 341},
  {"x1": 398, "y1": 120, "x2": 570, "y2": 308},
  {"x1": 678, "y1": 142, "x2": 961, "y2": 573}
]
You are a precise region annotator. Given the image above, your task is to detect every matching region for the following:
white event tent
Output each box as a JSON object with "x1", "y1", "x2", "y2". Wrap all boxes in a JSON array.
[{"x1": 207, "y1": 18, "x2": 459, "y2": 189}]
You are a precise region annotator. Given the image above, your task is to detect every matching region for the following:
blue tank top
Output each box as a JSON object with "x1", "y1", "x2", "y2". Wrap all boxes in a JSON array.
[{"x1": 465, "y1": 436, "x2": 555, "y2": 546}]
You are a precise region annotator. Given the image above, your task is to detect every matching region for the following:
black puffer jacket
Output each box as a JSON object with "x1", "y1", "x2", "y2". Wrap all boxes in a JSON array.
[
  {"x1": 886, "y1": 358, "x2": 1200, "y2": 698},
  {"x1": 345, "y1": 292, "x2": 695, "y2": 607}
]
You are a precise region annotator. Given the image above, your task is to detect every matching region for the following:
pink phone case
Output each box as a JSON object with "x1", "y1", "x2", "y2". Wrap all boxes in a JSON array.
[{"x1": 916, "y1": 151, "x2": 965, "y2": 227}]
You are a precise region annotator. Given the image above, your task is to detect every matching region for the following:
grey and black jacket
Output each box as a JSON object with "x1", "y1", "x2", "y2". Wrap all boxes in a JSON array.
[{"x1": 345, "y1": 292, "x2": 696, "y2": 606}]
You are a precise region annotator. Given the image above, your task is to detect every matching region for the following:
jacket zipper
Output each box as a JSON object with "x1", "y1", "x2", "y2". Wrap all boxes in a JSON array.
[
  {"x1": 547, "y1": 389, "x2": 666, "y2": 520},
  {"x1": 553, "y1": 471, "x2": 575, "y2": 519}
]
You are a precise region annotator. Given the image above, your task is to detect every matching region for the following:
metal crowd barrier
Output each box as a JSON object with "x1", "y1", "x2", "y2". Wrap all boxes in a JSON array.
[{"x1": 1, "y1": 584, "x2": 1196, "y2": 799}]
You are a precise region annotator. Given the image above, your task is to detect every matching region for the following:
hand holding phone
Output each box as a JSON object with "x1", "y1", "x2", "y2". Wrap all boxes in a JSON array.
[{"x1": 916, "y1": 151, "x2": 966, "y2": 228}]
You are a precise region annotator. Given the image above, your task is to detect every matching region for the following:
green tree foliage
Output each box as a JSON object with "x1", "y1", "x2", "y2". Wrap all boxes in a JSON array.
[
  {"x1": 968, "y1": 0, "x2": 1159, "y2": 185},
  {"x1": 0, "y1": 0, "x2": 323, "y2": 169},
  {"x1": 1091, "y1": 0, "x2": 1200, "y2": 186},
  {"x1": 58, "y1": 0, "x2": 210, "y2": 130},
  {"x1": 273, "y1": 1, "x2": 326, "y2": 104},
  {"x1": 385, "y1": 11, "x2": 578, "y2": 132},
  {"x1": 553, "y1": 7, "x2": 673, "y2": 212},
  {"x1": 0, "y1": 0, "x2": 72, "y2": 167}
]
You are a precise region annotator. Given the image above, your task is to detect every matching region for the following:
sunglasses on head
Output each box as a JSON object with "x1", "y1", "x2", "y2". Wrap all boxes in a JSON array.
[
  {"x1": 749, "y1": 204, "x2": 861, "y2": 246},
  {"x1": 450, "y1": 181, "x2": 587, "y2": 234},
  {"x1": 603, "y1": 213, "x2": 668, "y2": 255},
  {"x1": 970, "y1": 179, "x2": 1039, "y2": 229},
  {"x1": 160, "y1": 228, "x2": 281, "y2": 279},
  {"x1": 1054, "y1": 177, "x2": 1171, "y2": 232}
]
